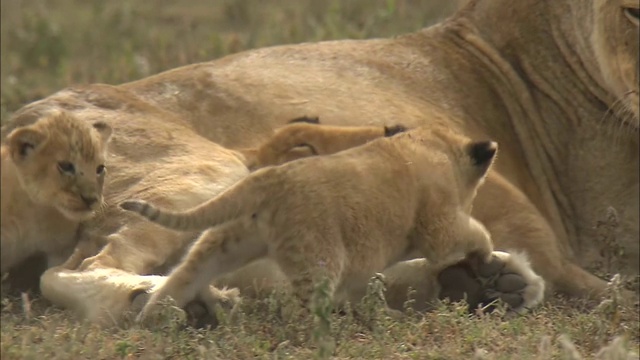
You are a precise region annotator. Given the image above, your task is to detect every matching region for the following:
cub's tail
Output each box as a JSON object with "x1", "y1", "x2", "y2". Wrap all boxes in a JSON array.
[{"x1": 119, "y1": 170, "x2": 276, "y2": 231}]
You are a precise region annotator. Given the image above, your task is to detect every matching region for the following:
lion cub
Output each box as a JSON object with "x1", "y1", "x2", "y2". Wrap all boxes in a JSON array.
[
  {"x1": 1, "y1": 110, "x2": 112, "y2": 274},
  {"x1": 241, "y1": 116, "x2": 407, "y2": 170},
  {"x1": 121, "y1": 125, "x2": 507, "y2": 320}
]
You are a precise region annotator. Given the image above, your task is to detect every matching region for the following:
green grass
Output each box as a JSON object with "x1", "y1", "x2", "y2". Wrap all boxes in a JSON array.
[{"x1": 1, "y1": 1, "x2": 639, "y2": 358}]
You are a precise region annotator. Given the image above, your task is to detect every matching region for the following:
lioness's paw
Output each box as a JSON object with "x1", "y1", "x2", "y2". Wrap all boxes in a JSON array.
[
  {"x1": 476, "y1": 251, "x2": 545, "y2": 314},
  {"x1": 437, "y1": 250, "x2": 545, "y2": 314}
]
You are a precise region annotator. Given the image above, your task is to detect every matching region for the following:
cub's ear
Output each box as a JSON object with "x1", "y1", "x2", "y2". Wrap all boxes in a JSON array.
[
  {"x1": 466, "y1": 140, "x2": 498, "y2": 181},
  {"x1": 287, "y1": 116, "x2": 320, "y2": 125},
  {"x1": 384, "y1": 124, "x2": 408, "y2": 137},
  {"x1": 468, "y1": 141, "x2": 497, "y2": 167},
  {"x1": 7, "y1": 126, "x2": 48, "y2": 161},
  {"x1": 92, "y1": 121, "x2": 113, "y2": 143}
]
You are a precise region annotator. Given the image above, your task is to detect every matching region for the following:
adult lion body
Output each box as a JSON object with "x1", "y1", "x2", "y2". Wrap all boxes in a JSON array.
[{"x1": 2, "y1": 0, "x2": 638, "y2": 324}]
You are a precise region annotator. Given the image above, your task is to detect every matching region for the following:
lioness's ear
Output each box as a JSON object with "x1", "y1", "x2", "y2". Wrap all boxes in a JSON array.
[
  {"x1": 92, "y1": 121, "x2": 112, "y2": 143},
  {"x1": 7, "y1": 127, "x2": 48, "y2": 161},
  {"x1": 466, "y1": 140, "x2": 498, "y2": 178}
]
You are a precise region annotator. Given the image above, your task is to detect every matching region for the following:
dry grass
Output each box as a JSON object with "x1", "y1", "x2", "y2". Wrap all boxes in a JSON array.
[
  {"x1": 1, "y1": 1, "x2": 638, "y2": 359},
  {"x1": 1, "y1": 278, "x2": 639, "y2": 359}
]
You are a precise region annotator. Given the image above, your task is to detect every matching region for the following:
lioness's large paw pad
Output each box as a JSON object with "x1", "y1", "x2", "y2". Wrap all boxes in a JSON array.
[
  {"x1": 437, "y1": 251, "x2": 545, "y2": 314},
  {"x1": 484, "y1": 251, "x2": 545, "y2": 313}
]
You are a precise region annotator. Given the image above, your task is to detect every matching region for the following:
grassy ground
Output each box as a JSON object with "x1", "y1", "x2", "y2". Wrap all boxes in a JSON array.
[
  {"x1": 1, "y1": 1, "x2": 639, "y2": 359},
  {"x1": 1, "y1": 280, "x2": 638, "y2": 359}
]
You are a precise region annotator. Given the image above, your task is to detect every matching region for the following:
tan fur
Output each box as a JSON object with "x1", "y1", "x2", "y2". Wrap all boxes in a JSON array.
[
  {"x1": 1, "y1": 111, "x2": 112, "y2": 273},
  {"x1": 3, "y1": 0, "x2": 637, "y2": 325},
  {"x1": 240, "y1": 121, "x2": 406, "y2": 170},
  {"x1": 122, "y1": 127, "x2": 540, "y2": 319}
]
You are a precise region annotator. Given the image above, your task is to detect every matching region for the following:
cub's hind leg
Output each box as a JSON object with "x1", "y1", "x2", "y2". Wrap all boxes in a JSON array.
[
  {"x1": 137, "y1": 217, "x2": 266, "y2": 323},
  {"x1": 272, "y1": 231, "x2": 346, "y2": 311}
]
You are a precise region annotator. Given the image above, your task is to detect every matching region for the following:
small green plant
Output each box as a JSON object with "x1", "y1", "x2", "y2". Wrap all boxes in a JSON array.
[
  {"x1": 311, "y1": 276, "x2": 335, "y2": 360},
  {"x1": 114, "y1": 340, "x2": 134, "y2": 358}
]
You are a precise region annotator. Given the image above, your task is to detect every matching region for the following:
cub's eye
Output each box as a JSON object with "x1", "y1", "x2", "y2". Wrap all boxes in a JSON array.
[
  {"x1": 57, "y1": 161, "x2": 76, "y2": 175},
  {"x1": 96, "y1": 165, "x2": 106, "y2": 175},
  {"x1": 625, "y1": 7, "x2": 640, "y2": 24}
]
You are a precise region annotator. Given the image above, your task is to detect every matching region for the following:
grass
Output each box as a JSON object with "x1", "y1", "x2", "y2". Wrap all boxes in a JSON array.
[
  {"x1": 1, "y1": 278, "x2": 638, "y2": 359},
  {"x1": 1, "y1": 0, "x2": 638, "y2": 359}
]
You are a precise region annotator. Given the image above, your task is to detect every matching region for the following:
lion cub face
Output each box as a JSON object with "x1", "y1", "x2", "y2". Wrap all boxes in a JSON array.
[
  {"x1": 6, "y1": 111, "x2": 112, "y2": 221},
  {"x1": 592, "y1": 0, "x2": 639, "y2": 125}
]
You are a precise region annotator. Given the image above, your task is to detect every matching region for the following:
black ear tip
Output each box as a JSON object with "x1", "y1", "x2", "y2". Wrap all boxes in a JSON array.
[
  {"x1": 469, "y1": 141, "x2": 497, "y2": 165},
  {"x1": 288, "y1": 116, "x2": 320, "y2": 124},
  {"x1": 384, "y1": 124, "x2": 408, "y2": 137}
]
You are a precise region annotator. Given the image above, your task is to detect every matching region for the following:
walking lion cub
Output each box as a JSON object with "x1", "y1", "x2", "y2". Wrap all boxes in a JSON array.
[{"x1": 121, "y1": 126, "x2": 545, "y2": 321}]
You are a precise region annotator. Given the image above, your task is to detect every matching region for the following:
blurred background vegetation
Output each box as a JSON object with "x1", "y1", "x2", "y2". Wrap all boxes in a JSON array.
[{"x1": 0, "y1": 0, "x2": 466, "y2": 123}]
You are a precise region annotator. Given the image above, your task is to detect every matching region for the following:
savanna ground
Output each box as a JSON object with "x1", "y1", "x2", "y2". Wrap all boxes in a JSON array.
[{"x1": 1, "y1": 1, "x2": 638, "y2": 359}]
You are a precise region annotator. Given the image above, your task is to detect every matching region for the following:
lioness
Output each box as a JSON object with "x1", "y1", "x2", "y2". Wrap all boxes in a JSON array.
[
  {"x1": 1, "y1": 0, "x2": 637, "y2": 324},
  {"x1": 121, "y1": 127, "x2": 544, "y2": 321}
]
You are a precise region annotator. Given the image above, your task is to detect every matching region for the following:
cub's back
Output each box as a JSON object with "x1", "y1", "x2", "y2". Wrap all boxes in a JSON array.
[{"x1": 260, "y1": 137, "x2": 420, "y2": 233}]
